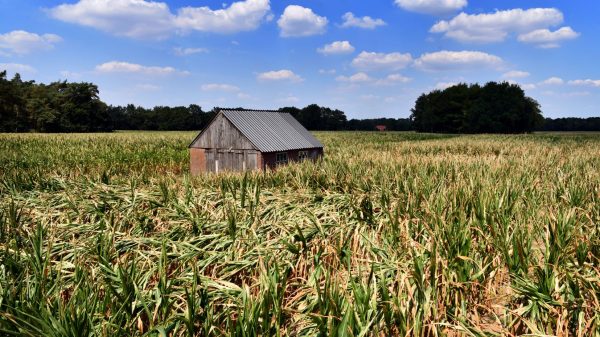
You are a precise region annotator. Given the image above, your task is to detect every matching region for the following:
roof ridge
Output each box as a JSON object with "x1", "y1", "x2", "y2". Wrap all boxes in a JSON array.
[{"x1": 217, "y1": 107, "x2": 281, "y2": 113}]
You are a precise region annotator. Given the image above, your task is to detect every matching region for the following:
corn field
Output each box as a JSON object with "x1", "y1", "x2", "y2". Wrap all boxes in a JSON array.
[{"x1": 0, "y1": 131, "x2": 599, "y2": 336}]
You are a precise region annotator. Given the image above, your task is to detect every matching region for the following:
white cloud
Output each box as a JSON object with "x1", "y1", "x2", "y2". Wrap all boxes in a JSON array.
[
  {"x1": 430, "y1": 8, "x2": 566, "y2": 43},
  {"x1": 0, "y1": 63, "x2": 36, "y2": 75},
  {"x1": 336, "y1": 72, "x2": 372, "y2": 83},
  {"x1": 60, "y1": 70, "x2": 82, "y2": 79},
  {"x1": 201, "y1": 83, "x2": 240, "y2": 91},
  {"x1": 505, "y1": 79, "x2": 536, "y2": 90},
  {"x1": 435, "y1": 81, "x2": 458, "y2": 90},
  {"x1": 49, "y1": 0, "x2": 271, "y2": 39},
  {"x1": 257, "y1": 69, "x2": 303, "y2": 82},
  {"x1": 394, "y1": 0, "x2": 467, "y2": 15},
  {"x1": 317, "y1": 41, "x2": 355, "y2": 55},
  {"x1": 517, "y1": 26, "x2": 579, "y2": 48},
  {"x1": 174, "y1": 47, "x2": 208, "y2": 56},
  {"x1": 539, "y1": 77, "x2": 564, "y2": 85},
  {"x1": 376, "y1": 73, "x2": 411, "y2": 85},
  {"x1": 336, "y1": 72, "x2": 411, "y2": 86},
  {"x1": 319, "y1": 69, "x2": 336, "y2": 75},
  {"x1": 50, "y1": 0, "x2": 175, "y2": 39},
  {"x1": 175, "y1": 0, "x2": 271, "y2": 34},
  {"x1": 341, "y1": 12, "x2": 385, "y2": 29},
  {"x1": 95, "y1": 61, "x2": 189, "y2": 75},
  {"x1": 277, "y1": 5, "x2": 327, "y2": 37},
  {"x1": 351, "y1": 51, "x2": 413, "y2": 71},
  {"x1": 568, "y1": 79, "x2": 600, "y2": 87},
  {"x1": 360, "y1": 94, "x2": 380, "y2": 100},
  {"x1": 237, "y1": 92, "x2": 253, "y2": 99},
  {"x1": 279, "y1": 95, "x2": 300, "y2": 103},
  {"x1": 542, "y1": 90, "x2": 591, "y2": 97},
  {"x1": 520, "y1": 83, "x2": 536, "y2": 90},
  {"x1": 0, "y1": 30, "x2": 62, "y2": 55},
  {"x1": 562, "y1": 91, "x2": 590, "y2": 97},
  {"x1": 414, "y1": 50, "x2": 503, "y2": 71},
  {"x1": 502, "y1": 70, "x2": 530, "y2": 79}
]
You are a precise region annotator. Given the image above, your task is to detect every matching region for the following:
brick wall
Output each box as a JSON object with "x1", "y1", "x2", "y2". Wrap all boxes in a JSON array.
[{"x1": 190, "y1": 148, "x2": 206, "y2": 175}]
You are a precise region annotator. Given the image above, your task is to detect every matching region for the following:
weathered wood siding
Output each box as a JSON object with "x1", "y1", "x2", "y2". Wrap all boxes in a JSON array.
[
  {"x1": 262, "y1": 148, "x2": 323, "y2": 170},
  {"x1": 190, "y1": 113, "x2": 256, "y2": 150},
  {"x1": 204, "y1": 149, "x2": 259, "y2": 173}
]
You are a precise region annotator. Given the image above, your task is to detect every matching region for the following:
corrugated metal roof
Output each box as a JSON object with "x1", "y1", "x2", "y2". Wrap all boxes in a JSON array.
[{"x1": 221, "y1": 109, "x2": 323, "y2": 152}]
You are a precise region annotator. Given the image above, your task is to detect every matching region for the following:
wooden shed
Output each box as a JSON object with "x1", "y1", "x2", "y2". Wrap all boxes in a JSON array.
[{"x1": 189, "y1": 109, "x2": 324, "y2": 174}]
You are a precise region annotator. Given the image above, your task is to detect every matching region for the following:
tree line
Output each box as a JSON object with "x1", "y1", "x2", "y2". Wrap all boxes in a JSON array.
[{"x1": 1, "y1": 71, "x2": 599, "y2": 133}]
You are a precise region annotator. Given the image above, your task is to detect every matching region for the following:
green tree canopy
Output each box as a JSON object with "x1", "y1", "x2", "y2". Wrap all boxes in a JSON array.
[{"x1": 410, "y1": 82, "x2": 544, "y2": 133}]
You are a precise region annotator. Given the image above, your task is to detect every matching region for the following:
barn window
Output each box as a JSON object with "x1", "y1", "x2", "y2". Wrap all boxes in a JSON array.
[
  {"x1": 298, "y1": 150, "x2": 309, "y2": 161},
  {"x1": 275, "y1": 152, "x2": 288, "y2": 165}
]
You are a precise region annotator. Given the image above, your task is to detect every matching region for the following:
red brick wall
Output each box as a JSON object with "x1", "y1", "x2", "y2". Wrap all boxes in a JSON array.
[
  {"x1": 257, "y1": 152, "x2": 264, "y2": 171},
  {"x1": 190, "y1": 148, "x2": 206, "y2": 175}
]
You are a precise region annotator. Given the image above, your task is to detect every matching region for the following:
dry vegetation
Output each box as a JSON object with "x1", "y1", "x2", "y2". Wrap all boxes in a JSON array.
[{"x1": 0, "y1": 131, "x2": 599, "y2": 336}]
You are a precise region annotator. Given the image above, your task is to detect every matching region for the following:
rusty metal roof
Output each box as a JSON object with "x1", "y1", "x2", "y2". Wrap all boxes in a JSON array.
[{"x1": 221, "y1": 109, "x2": 323, "y2": 152}]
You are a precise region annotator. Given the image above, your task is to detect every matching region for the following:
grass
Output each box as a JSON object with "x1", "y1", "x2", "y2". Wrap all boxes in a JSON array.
[{"x1": 0, "y1": 131, "x2": 599, "y2": 336}]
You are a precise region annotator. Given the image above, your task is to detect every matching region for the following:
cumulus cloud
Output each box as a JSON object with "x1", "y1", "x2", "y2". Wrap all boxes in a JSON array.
[
  {"x1": 237, "y1": 92, "x2": 253, "y2": 99},
  {"x1": 430, "y1": 8, "x2": 568, "y2": 44},
  {"x1": 517, "y1": 26, "x2": 579, "y2": 48},
  {"x1": 317, "y1": 41, "x2": 355, "y2": 55},
  {"x1": 376, "y1": 73, "x2": 411, "y2": 85},
  {"x1": 279, "y1": 95, "x2": 300, "y2": 103},
  {"x1": 504, "y1": 79, "x2": 536, "y2": 90},
  {"x1": 360, "y1": 94, "x2": 380, "y2": 100},
  {"x1": 60, "y1": 70, "x2": 82, "y2": 79},
  {"x1": 435, "y1": 81, "x2": 459, "y2": 90},
  {"x1": 257, "y1": 69, "x2": 303, "y2": 82},
  {"x1": 277, "y1": 5, "x2": 328, "y2": 37},
  {"x1": 394, "y1": 0, "x2": 467, "y2": 15},
  {"x1": 50, "y1": 0, "x2": 175, "y2": 39},
  {"x1": 173, "y1": 47, "x2": 208, "y2": 56},
  {"x1": 318, "y1": 69, "x2": 336, "y2": 75},
  {"x1": 175, "y1": 0, "x2": 271, "y2": 34},
  {"x1": 341, "y1": 12, "x2": 385, "y2": 29},
  {"x1": 502, "y1": 70, "x2": 530, "y2": 79},
  {"x1": 201, "y1": 83, "x2": 240, "y2": 92},
  {"x1": 542, "y1": 90, "x2": 591, "y2": 97},
  {"x1": 336, "y1": 72, "x2": 411, "y2": 86},
  {"x1": 351, "y1": 51, "x2": 413, "y2": 71},
  {"x1": 539, "y1": 77, "x2": 564, "y2": 85},
  {"x1": 520, "y1": 83, "x2": 536, "y2": 90},
  {"x1": 568, "y1": 79, "x2": 600, "y2": 87},
  {"x1": 0, "y1": 30, "x2": 62, "y2": 55},
  {"x1": 414, "y1": 50, "x2": 503, "y2": 71},
  {"x1": 336, "y1": 72, "x2": 372, "y2": 83},
  {"x1": 0, "y1": 63, "x2": 36, "y2": 75},
  {"x1": 95, "y1": 61, "x2": 189, "y2": 75},
  {"x1": 49, "y1": 0, "x2": 271, "y2": 39}
]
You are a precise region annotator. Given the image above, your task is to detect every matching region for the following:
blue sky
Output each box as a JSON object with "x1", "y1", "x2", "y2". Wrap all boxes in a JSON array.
[{"x1": 1, "y1": 0, "x2": 598, "y2": 119}]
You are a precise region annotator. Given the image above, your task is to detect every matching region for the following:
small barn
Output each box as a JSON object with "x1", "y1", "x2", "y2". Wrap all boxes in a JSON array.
[{"x1": 189, "y1": 109, "x2": 324, "y2": 174}]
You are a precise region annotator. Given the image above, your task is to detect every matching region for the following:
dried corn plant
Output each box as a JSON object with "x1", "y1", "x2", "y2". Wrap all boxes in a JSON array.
[{"x1": 0, "y1": 131, "x2": 599, "y2": 336}]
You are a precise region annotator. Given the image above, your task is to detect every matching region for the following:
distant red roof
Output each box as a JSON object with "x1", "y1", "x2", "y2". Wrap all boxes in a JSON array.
[{"x1": 375, "y1": 125, "x2": 387, "y2": 131}]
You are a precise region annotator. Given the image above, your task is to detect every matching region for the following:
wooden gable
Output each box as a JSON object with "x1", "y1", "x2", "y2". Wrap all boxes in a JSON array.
[{"x1": 189, "y1": 112, "x2": 257, "y2": 150}]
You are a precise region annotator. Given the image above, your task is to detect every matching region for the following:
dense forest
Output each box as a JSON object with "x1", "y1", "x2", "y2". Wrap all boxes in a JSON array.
[{"x1": 1, "y1": 71, "x2": 599, "y2": 133}]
